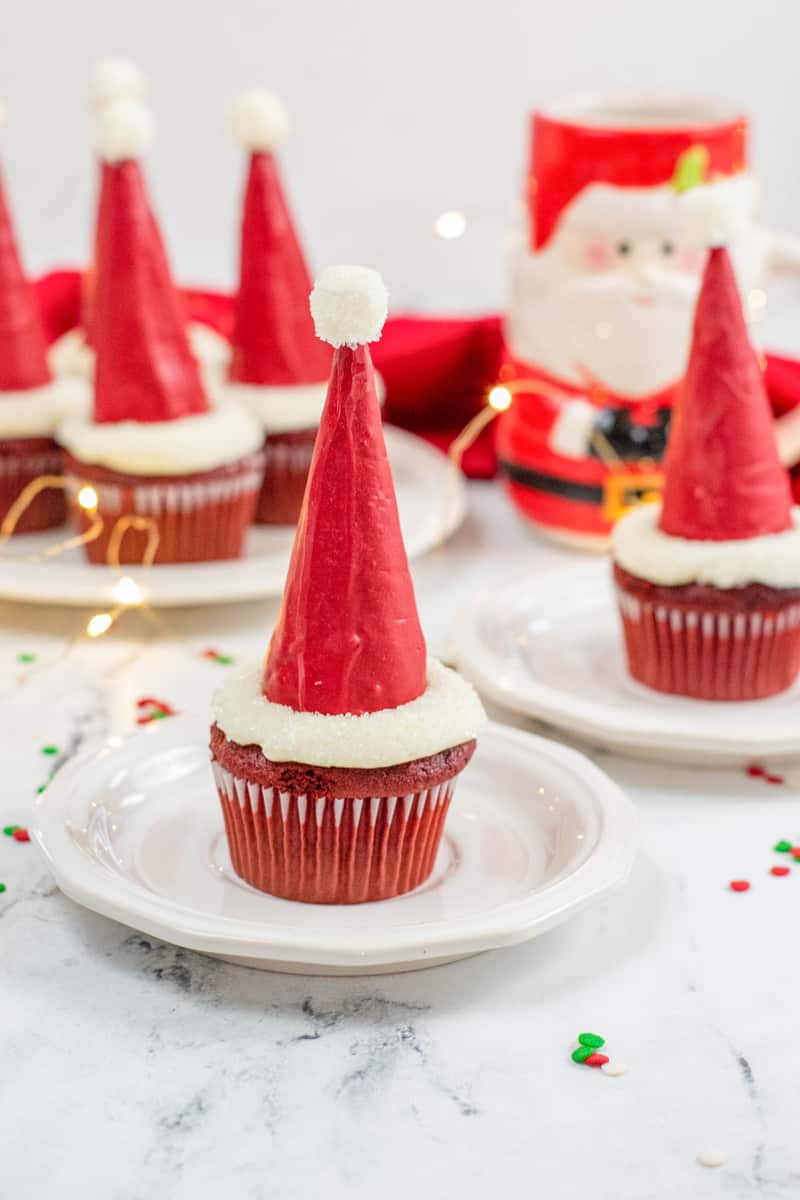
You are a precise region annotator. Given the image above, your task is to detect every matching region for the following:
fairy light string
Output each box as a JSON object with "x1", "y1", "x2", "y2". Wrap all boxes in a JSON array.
[{"x1": 0, "y1": 472, "x2": 164, "y2": 644}]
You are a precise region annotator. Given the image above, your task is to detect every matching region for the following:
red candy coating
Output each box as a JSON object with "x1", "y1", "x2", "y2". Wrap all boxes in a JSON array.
[
  {"x1": 93, "y1": 160, "x2": 209, "y2": 424},
  {"x1": 263, "y1": 344, "x2": 427, "y2": 716},
  {"x1": 729, "y1": 880, "x2": 750, "y2": 892},
  {"x1": 12, "y1": 828, "x2": 30, "y2": 843},
  {"x1": 660, "y1": 247, "x2": 793, "y2": 542},
  {"x1": 771, "y1": 866, "x2": 790, "y2": 877},
  {"x1": 584, "y1": 1053, "x2": 610, "y2": 1068}
]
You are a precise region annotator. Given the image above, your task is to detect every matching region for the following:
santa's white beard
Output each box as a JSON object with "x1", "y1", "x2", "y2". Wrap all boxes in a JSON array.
[{"x1": 508, "y1": 254, "x2": 699, "y2": 397}]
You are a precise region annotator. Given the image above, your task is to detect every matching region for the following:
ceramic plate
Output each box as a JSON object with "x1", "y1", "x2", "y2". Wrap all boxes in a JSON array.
[
  {"x1": 0, "y1": 427, "x2": 465, "y2": 608},
  {"x1": 31, "y1": 716, "x2": 636, "y2": 975},
  {"x1": 453, "y1": 562, "x2": 800, "y2": 764}
]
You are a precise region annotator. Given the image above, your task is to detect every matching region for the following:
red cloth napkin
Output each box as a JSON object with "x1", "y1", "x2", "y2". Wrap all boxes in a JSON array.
[{"x1": 33, "y1": 269, "x2": 800, "y2": 485}]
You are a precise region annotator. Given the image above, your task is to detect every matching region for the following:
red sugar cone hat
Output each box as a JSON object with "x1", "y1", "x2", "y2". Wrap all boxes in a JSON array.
[
  {"x1": 228, "y1": 90, "x2": 332, "y2": 387},
  {"x1": 263, "y1": 266, "x2": 427, "y2": 716},
  {"x1": 659, "y1": 186, "x2": 792, "y2": 541},
  {"x1": 82, "y1": 59, "x2": 150, "y2": 342},
  {"x1": 0, "y1": 110, "x2": 51, "y2": 392},
  {"x1": 92, "y1": 101, "x2": 209, "y2": 424}
]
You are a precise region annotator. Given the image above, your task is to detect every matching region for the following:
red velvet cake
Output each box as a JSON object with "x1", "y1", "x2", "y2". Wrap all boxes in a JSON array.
[
  {"x1": 210, "y1": 265, "x2": 486, "y2": 904},
  {"x1": 0, "y1": 114, "x2": 88, "y2": 533},
  {"x1": 57, "y1": 99, "x2": 263, "y2": 565},
  {"x1": 613, "y1": 187, "x2": 800, "y2": 701},
  {"x1": 217, "y1": 91, "x2": 333, "y2": 525}
]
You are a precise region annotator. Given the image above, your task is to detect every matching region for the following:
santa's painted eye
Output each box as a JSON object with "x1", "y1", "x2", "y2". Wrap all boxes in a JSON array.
[
  {"x1": 662, "y1": 241, "x2": 675, "y2": 255},
  {"x1": 616, "y1": 241, "x2": 631, "y2": 256}
]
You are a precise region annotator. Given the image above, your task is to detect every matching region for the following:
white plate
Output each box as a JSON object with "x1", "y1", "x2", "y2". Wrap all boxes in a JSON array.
[
  {"x1": 31, "y1": 716, "x2": 636, "y2": 975},
  {"x1": 453, "y1": 562, "x2": 800, "y2": 765},
  {"x1": 0, "y1": 426, "x2": 465, "y2": 608}
]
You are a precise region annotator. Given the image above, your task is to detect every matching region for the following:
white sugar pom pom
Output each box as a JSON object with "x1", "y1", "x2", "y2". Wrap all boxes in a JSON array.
[
  {"x1": 95, "y1": 99, "x2": 155, "y2": 163},
  {"x1": 89, "y1": 58, "x2": 148, "y2": 111},
  {"x1": 678, "y1": 177, "x2": 753, "y2": 248},
  {"x1": 228, "y1": 90, "x2": 288, "y2": 151},
  {"x1": 310, "y1": 266, "x2": 388, "y2": 348}
]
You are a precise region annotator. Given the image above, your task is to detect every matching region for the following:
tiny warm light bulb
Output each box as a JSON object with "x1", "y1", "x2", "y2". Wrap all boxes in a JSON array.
[
  {"x1": 77, "y1": 486, "x2": 99, "y2": 511},
  {"x1": 488, "y1": 385, "x2": 512, "y2": 412},
  {"x1": 435, "y1": 210, "x2": 467, "y2": 240},
  {"x1": 112, "y1": 575, "x2": 144, "y2": 606},
  {"x1": 87, "y1": 612, "x2": 113, "y2": 638},
  {"x1": 748, "y1": 288, "x2": 767, "y2": 313}
]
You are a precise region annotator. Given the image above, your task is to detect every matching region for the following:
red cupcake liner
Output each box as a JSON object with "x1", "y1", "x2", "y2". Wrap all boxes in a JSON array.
[
  {"x1": 212, "y1": 758, "x2": 459, "y2": 904},
  {"x1": 0, "y1": 438, "x2": 66, "y2": 533},
  {"x1": 65, "y1": 451, "x2": 264, "y2": 564},
  {"x1": 616, "y1": 582, "x2": 800, "y2": 700},
  {"x1": 255, "y1": 430, "x2": 316, "y2": 525}
]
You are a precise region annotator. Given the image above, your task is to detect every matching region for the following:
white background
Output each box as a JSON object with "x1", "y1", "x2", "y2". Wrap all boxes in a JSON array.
[{"x1": 1, "y1": 0, "x2": 798, "y2": 312}]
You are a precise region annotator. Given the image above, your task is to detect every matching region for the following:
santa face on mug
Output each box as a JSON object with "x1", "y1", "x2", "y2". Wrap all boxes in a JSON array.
[{"x1": 507, "y1": 175, "x2": 764, "y2": 398}]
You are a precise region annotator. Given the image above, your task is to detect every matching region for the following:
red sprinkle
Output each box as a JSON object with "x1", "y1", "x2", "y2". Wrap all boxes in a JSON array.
[
  {"x1": 729, "y1": 880, "x2": 750, "y2": 892},
  {"x1": 765, "y1": 773, "x2": 785, "y2": 786},
  {"x1": 584, "y1": 1053, "x2": 610, "y2": 1068},
  {"x1": 771, "y1": 866, "x2": 790, "y2": 877},
  {"x1": 791, "y1": 849, "x2": 800, "y2": 861},
  {"x1": 202, "y1": 648, "x2": 219, "y2": 660},
  {"x1": 747, "y1": 764, "x2": 765, "y2": 777},
  {"x1": 12, "y1": 828, "x2": 30, "y2": 843}
]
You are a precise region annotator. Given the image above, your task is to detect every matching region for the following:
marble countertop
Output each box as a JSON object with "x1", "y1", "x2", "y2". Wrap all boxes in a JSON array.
[{"x1": 2, "y1": 482, "x2": 799, "y2": 1200}]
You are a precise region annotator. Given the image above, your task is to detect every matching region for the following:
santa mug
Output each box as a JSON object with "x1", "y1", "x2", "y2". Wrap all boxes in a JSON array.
[{"x1": 499, "y1": 94, "x2": 800, "y2": 548}]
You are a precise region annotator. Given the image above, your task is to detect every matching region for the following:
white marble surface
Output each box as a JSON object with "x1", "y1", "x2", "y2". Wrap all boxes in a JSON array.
[{"x1": 2, "y1": 483, "x2": 800, "y2": 1199}]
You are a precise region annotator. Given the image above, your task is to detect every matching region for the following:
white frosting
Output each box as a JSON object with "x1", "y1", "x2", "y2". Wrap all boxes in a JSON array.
[
  {"x1": 213, "y1": 658, "x2": 487, "y2": 769},
  {"x1": 0, "y1": 376, "x2": 89, "y2": 438},
  {"x1": 220, "y1": 379, "x2": 327, "y2": 433},
  {"x1": 57, "y1": 402, "x2": 263, "y2": 475},
  {"x1": 613, "y1": 502, "x2": 800, "y2": 589},
  {"x1": 48, "y1": 323, "x2": 231, "y2": 382}
]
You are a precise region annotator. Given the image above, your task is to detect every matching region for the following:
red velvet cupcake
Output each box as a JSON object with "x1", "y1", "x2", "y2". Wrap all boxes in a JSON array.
[
  {"x1": 214, "y1": 91, "x2": 332, "y2": 525},
  {"x1": 613, "y1": 200, "x2": 800, "y2": 701},
  {"x1": 57, "y1": 99, "x2": 263, "y2": 564},
  {"x1": 210, "y1": 266, "x2": 485, "y2": 903},
  {"x1": 0, "y1": 120, "x2": 88, "y2": 533}
]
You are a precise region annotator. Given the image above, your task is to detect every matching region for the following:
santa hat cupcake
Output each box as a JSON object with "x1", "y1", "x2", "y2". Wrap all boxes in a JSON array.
[
  {"x1": 58, "y1": 99, "x2": 263, "y2": 565},
  {"x1": 210, "y1": 265, "x2": 485, "y2": 903},
  {"x1": 48, "y1": 62, "x2": 228, "y2": 383},
  {"x1": 218, "y1": 90, "x2": 333, "y2": 524},
  {"x1": 612, "y1": 182, "x2": 800, "y2": 700},
  {"x1": 0, "y1": 106, "x2": 87, "y2": 533}
]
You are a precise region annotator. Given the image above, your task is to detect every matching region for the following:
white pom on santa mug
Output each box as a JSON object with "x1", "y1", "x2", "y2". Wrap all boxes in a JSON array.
[{"x1": 678, "y1": 177, "x2": 756, "y2": 249}]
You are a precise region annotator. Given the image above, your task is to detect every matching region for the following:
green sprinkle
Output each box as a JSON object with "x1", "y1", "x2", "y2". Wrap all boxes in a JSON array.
[
  {"x1": 578, "y1": 1032, "x2": 605, "y2": 1049},
  {"x1": 151, "y1": 710, "x2": 169, "y2": 720},
  {"x1": 36, "y1": 785, "x2": 46, "y2": 794},
  {"x1": 216, "y1": 655, "x2": 234, "y2": 665},
  {"x1": 0, "y1": 883, "x2": 6, "y2": 894},
  {"x1": 775, "y1": 840, "x2": 793, "y2": 853},
  {"x1": 571, "y1": 1045, "x2": 593, "y2": 1063},
  {"x1": 3, "y1": 825, "x2": 19, "y2": 837},
  {"x1": 17, "y1": 653, "x2": 36, "y2": 664},
  {"x1": 41, "y1": 745, "x2": 59, "y2": 757}
]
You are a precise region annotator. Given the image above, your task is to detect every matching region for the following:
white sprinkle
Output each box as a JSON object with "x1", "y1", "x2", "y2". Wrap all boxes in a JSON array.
[
  {"x1": 601, "y1": 1061, "x2": 628, "y2": 1077},
  {"x1": 696, "y1": 1149, "x2": 727, "y2": 1168}
]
